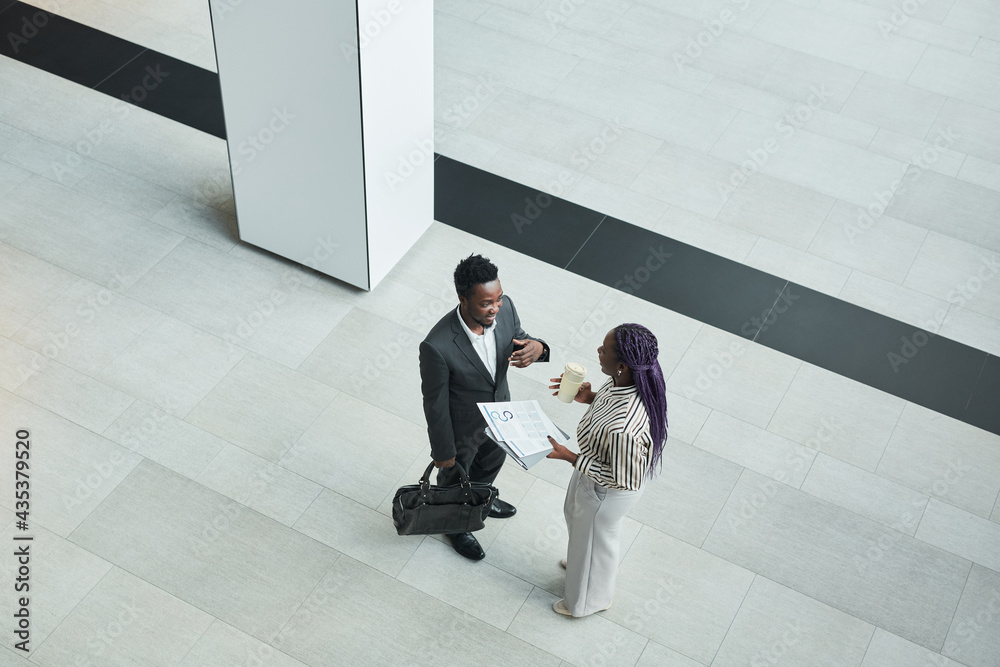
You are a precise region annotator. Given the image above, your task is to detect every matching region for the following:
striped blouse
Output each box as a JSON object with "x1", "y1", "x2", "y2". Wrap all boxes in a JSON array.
[{"x1": 574, "y1": 379, "x2": 653, "y2": 491}]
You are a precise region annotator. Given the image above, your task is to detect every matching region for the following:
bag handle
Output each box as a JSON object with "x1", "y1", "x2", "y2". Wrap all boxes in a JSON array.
[{"x1": 419, "y1": 461, "x2": 472, "y2": 489}]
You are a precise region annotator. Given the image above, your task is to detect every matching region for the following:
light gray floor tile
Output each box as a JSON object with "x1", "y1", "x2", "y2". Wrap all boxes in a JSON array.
[
  {"x1": 940, "y1": 306, "x2": 1000, "y2": 356},
  {"x1": 293, "y1": 488, "x2": 420, "y2": 577},
  {"x1": 566, "y1": 174, "x2": 669, "y2": 230},
  {"x1": 838, "y1": 271, "x2": 951, "y2": 334},
  {"x1": 298, "y1": 306, "x2": 427, "y2": 425},
  {"x1": 959, "y1": 154, "x2": 1000, "y2": 193},
  {"x1": 915, "y1": 499, "x2": 1000, "y2": 572},
  {"x1": 508, "y1": 587, "x2": 648, "y2": 667},
  {"x1": 0, "y1": 242, "x2": 78, "y2": 338},
  {"x1": 483, "y1": 145, "x2": 587, "y2": 196},
  {"x1": 550, "y1": 60, "x2": 736, "y2": 153},
  {"x1": 2, "y1": 129, "x2": 99, "y2": 187},
  {"x1": 0, "y1": 175, "x2": 183, "y2": 289},
  {"x1": 547, "y1": 24, "x2": 639, "y2": 71},
  {"x1": 0, "y1": 523, "x2": 112, "y2": 650},
  {"x1": 802, "y1": 453, "x2": 929, "y2": 535},
  {"x1": 29, "y1": 567, "x2": 214, "y2": 667},
  {"x1": 768, "y1": 362, "x2": 905, "y2": 472},
  {"x1": 711, "y1": 111, "x2": 910, "y2": 207},
  {"x1": 809, "y1": 199, "x2": 929, "y2": 284},
  {"x1": 14, "y1": 360, "x2": 133, "y2": 433},
  {"x1": 179, "y1": 621, "x2": 308, "y2": 667},
  {"x1": 197, "y1": 445, "x2": 323, "y2": 527},
  {"x1": 98, "y1": 315, "x2": 245, "y2": 417},
  {"x1": 716, "y1": 171, "x2": 835, "y2": 250},
  {"x1": 186, "y1": 354, "x2": 337, "y2": 461},
  {"x1": 477, "y1": 5, "x2": 559, "y2": 44},
  {"x1": 629, "y1": 440, "x2": 743, "y2": 546},
  {"x1": 0, "y1": 156, "x2": 31, "y2": 200},
  {"x1": 694, "y1": 411, "x2": 815, "y2": 488},
  {"x1": 862, "y1": 627, "x2": 965, "y2": 667},
  {"x1": 605, "y1": 525, "x2": 754, "y2": 664},
  {"x1": 435, "y1": 63, "x2": 504, "y2": 131},
  {"x1": 712, "y1": 576, "x2": 874, "y2": 667},
  {"x1": 437, "y1": 0, "x2": 490, "y2": 20},
  {"x1": 929, "y1": 98, "x2": 1000, "y2": 164},
  {"x1": 909, "y1": 46, "x2": 1000, "y2": 111},
  {"x1": 0, "y1": 391, "x2": 142, "y2": 536},
  {"x1": 0, "y1": 337, "x2": 44, "y2": 391},
  {"x1": 841, "y1": 73, "x2": 946, "y2": 139},
  {"x1": 397, "y1": 538, "x2": 534, "y2": 630},
  {"x1": 701, "y1": 75, "x2": 797, "y2": 119},
  {"x1": 148, "y1": 193, "x2": 238, "y2": 251},
  {"x1": 11, "y1": 277, "x2": 161, "y2": 376},
  {"x1": 758, "y1": 48, "x2": 864, "y2": 113},
  {"x1": 0, "y1": 646, "x2": 33, "y2": 666},
  {"x1": 744, "y1": 237, "x2": 853, "y2": 297},
  {"x1": 273, "y1": 556, "x2": 561, "y2": 666},
  {"x1": 435, "y1": 13, "x2": 579, "y2": 97},
  {"x1": 973, "y1": 35, "x2": 1000, "y2": 62},
  {"x1": 877, "y1": 403, "x2": 1000, "y2": 518},
  {"x1": 751, "y1": 2, "x2": 926, "y2": 80},
  {"x1": 125, "y1": 238, "x2": 353, "y2": 369},
  {"x1": 903, "y1": 232, "x2": 1000, "y2": 320},
  {"x1": 668, "y1": 327, "x2": 801, "y2": 429},
  {"x1": 631, "y1": 142, "x2": 741, "y2": 218},
  {"x1": 73, "y1": 161, "x2": 177, "y2": 220},
  {"x1": 798, "y1": 106, "x2": 879, "y2": 149},
  {"x1": 533, "y1": 0, "x2": 633, "y2": 37},
  {"x1": 942, "y1": 565, "x2": 1000, "y2": 667},
  {"x1": 103, "y1": 399, "x2": 227, "y2": 480},
  {"x1": 885, "y1": 168, "x2": 1000, "y2": 253},
  {"x1": 280, "y1": 392, "x2": 426, "y2": 509},
  {"x1": 69, "y1": 460, "x2": 339, "y2": 641},
  {"x1": 653, "y1": 206, "x2": 759, "y2": 263},
  {"x1": 436, "y1": 124, "x2": 504, "y2": 168},
  {"x1": 867, "y1": 127, "x2": 966, "y2": 177},
  {"x1": 634, "y1": 641, "x2": 705, "y2": 667},
  {"x1": 703, "y1": 469, "x2": 971, "y2": 651}
]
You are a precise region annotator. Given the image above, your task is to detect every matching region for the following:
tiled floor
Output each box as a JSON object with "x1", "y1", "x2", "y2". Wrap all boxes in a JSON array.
[{"x1": 0, "y1": 0, "x2": 998, "y2": 666}]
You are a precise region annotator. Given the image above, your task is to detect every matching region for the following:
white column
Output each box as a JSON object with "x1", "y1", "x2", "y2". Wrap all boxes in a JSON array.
[{"x1": 210, "y1": 0, "x2": 433, "y2": 290}]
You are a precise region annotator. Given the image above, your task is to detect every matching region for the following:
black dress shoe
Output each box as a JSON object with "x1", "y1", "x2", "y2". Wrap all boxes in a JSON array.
[
  {"x1": 488, "y1": 498, "x2": 517, "y2": 519},
  {"x1": 446, "y1": 532, "x2": 485, "y2": 560}
]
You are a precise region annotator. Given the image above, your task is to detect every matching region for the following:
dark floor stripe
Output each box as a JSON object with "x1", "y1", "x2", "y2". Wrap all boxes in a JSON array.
[
  {"x1": 434, "y1": 156, "x2": 1000, "y2": 437},
  {"x1": 0, "y1": 2, "x2": 225, "y2": 138},
  {"x1": 6, "y1": 7, "x2": 998, "y2": 435}
]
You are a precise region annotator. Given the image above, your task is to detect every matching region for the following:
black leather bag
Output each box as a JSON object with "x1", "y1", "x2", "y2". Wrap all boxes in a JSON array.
[{"x1": 392, "y1": 461, "x2": 498, "y2": 536}]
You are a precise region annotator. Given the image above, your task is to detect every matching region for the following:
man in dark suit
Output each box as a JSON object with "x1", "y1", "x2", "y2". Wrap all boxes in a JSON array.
[{"x1": 419, "y1": 254, "x2": 549, "y2": 560}]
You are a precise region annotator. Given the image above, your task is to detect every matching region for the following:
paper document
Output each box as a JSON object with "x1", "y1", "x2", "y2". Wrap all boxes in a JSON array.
[{"x1": 478, "y1": 400, "x2": 570, "y2": 470}]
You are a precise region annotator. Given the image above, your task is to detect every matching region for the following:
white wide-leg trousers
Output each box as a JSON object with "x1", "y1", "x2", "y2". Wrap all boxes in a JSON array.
[{"x1": 562, "y1": 469, "x2": 643, "y2": 617}]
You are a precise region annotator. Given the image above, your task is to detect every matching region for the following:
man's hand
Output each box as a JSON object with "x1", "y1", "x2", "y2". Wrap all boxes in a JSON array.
[
  {"x1": 434, "y1": 457, "x2": 456, "y2": 468},
  {"x1": 509, "y1": 339, "x2": 544, "y2": 368}
]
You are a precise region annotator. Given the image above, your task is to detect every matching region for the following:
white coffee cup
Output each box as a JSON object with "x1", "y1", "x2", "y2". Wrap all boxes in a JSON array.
[{"x1": 557, "y1": 362, "x2": 587, "y2": 403}]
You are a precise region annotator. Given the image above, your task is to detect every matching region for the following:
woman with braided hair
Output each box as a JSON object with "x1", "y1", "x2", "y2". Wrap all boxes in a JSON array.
[{"x1": 546, "y1": 323, "x2": 668, "y2": 617}]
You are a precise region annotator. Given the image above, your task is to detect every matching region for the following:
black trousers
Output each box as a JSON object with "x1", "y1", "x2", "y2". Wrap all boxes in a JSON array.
[{"x1": 436, "y1": 425, "x2": 506, "y2": 489}]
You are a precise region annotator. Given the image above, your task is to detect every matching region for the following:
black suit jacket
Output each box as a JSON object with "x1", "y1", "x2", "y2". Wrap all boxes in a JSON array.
[{"x1": 419, "y1": 295, "x2": 548, "y2": 462}]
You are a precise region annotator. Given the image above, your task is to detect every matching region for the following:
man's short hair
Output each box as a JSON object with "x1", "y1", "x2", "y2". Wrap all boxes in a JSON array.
[{"x1": 454, "y1": 254, "x2": 499, "y2": 299}]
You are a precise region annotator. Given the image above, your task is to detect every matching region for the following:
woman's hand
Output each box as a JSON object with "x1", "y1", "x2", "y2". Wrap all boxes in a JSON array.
[
  {"x1": 548, "y1": 376, "x2": 595, "y2": 404},
  {"x1": 546, "y1": 436, "x2": 578, "y2": 465}
]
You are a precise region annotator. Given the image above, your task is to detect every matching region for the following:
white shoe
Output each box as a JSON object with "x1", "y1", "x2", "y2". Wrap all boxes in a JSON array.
[
  {"x1": 559, "y1": 558, "x2": 567, "y2": 569},
  {"x1": 552, "y1": 599, "x2": 572, "y2": 616}
]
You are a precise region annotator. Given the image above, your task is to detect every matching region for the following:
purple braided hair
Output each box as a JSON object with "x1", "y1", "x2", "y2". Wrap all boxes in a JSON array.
[{"x1": 614, "y1": 323, "x2": 668, "y2": 476}]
